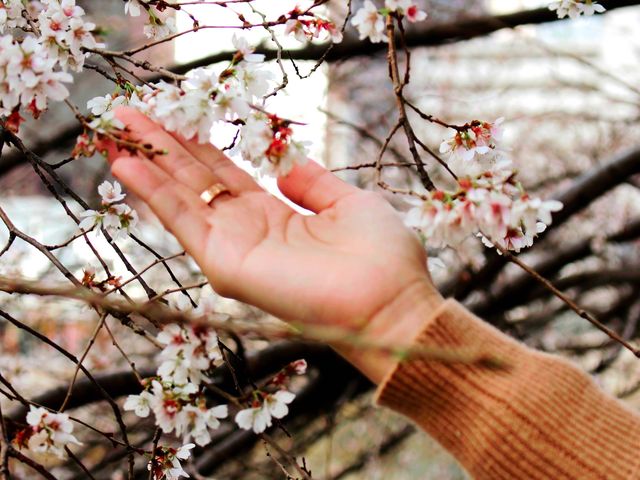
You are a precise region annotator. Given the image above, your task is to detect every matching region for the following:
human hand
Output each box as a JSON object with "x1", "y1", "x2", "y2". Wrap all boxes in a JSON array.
[{"x1": 103, "y1": 108, "x2": 443, "y2": 382}]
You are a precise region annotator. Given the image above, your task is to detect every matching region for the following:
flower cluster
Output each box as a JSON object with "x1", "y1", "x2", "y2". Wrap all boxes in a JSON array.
[
  {"x1": 549, "y1": 0, "x2": 605, "y2": 19},
  {"x1": 0, "y1": 0, "x2": 100, "y2": 120},
  {"x1": 352, "y1": 0, "x2": 427, "y2": 43},
  {"x1": 79, "y1": 181, "x2": 139, "y2": 240},
  {"x1": 37, "y1": 0, "x2": 101, "y2": 71},
  {"x1": 123, "y1": 0, "x2": 178, "y2": 39},
  {"x1": 0, "y1": 0, "x2": 29, "y2": 32},
  {"x1": 124, "y1": 324, "x2": 228, "y2": 447},
  {"x1": 284, "y1": 7, "x2": 343, "y2": 43},
  {"x1": 407, "y1": 119, "x2": 563, "y2": 253},
  {"x1": 147, "y1": 443, "x2": 194, "y2": 480},
  {"x1": 439, "y1": 119, "x2": 504, "y2": 162},
  {"x1": 0, "y1": 35, "x2": 72, "y2": 118},
  {"x1": 134, "y1": 35, "x2": 272, "y2": 143},
  {"x1": 237, "y1": 113, "x2": 310, "y2": 176},
  {"x1": 235, "y1": 359, "x2": 307, "y2": 434},
  {"x1": 13, "y1": 406, "x2": 81, "y2": 460},
  {"x1": 85, "y1": 36, "x2": 308, "y2": 176}
]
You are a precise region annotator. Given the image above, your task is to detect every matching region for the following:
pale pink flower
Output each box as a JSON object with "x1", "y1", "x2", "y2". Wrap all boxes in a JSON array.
[{"x1": 351, "y1": 1, "x2": 387, "y2": 43}]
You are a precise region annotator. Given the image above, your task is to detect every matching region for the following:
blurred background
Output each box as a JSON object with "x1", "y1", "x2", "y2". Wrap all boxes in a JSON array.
[{"x1": 2, "y1": 0, "x2": 640, "y2": 478}]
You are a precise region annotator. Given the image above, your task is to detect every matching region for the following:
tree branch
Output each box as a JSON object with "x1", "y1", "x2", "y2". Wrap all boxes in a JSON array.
[{"x1": 2, "y1": 1, "x2": 638, "y2": 177}]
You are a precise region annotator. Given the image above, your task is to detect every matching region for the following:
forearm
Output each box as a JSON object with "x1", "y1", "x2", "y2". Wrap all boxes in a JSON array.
[{"x1": 370, "y1": 299, "x2": 640, "y2": 479}]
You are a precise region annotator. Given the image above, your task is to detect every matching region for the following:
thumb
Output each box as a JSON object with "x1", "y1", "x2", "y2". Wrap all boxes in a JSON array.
[{"x1": 277, "y1": 160, "x2": 359, "y2": 213}]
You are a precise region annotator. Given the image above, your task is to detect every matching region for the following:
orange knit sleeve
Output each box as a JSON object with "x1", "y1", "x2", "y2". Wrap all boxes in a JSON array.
[{"x1": 374, "y1": 299, "x2": 640, "y2": 479}]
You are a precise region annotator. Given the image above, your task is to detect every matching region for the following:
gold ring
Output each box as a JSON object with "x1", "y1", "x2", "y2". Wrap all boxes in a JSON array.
[{"x1": 200, "y1": 183, "x2": 230, "y2": 205}]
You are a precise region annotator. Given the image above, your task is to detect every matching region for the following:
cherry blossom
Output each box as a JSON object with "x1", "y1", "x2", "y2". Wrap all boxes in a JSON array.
[
  {"x1": 156, "y1": 324, "x2": 220, "y2": 386},
  {"x1": 234, "y1": 402, "x2": 273, "y2": 434},
  {"x1": 87, "y1": 93, "x2": 126, "y2": 116},
  {"x1": 284, "y1": 8, "x2": 343, "y2": 43},
  {"x1": 180, "y1": 403, "x2": 228, "y2": 446},
  {"x1": 235, "y1": 390, "x2": 296, "y2": 434},
  {"x1": 385, "y1": 0, "x2": 428, "y2": 22},
  {"x1": 352, "y1": 0, "x2": 428, "y2": 43},
  {"x1": 236, "y1": 113, "x2": 309, "y2": 176},
  {"x1": 144, "y1": 16, "x2": 177, "y2": 40},
  {"x1": 14, "y1": 406, "x2": 81, "y2": 459},
  {"x1": 290, "y1": 359, "x2": 308, "y2": 375},
  {"x1": 88, "y1": 109, "x2": 126, "y2": 133},
  {"x1": 439, "y1": 119, "x2": 504, "y2": 162},
  {"x1": 148, "y1": 443, "x2": 195, "y2": 480},
  {"x1": 0, "y1": 35, "x2": 73, "y2": 117},
  {"x1": 549, "y1": 0, "x2": 605, "y2": 19},
  {"x1": 71, "y1": 132, "x2": 96, "y2": 158},
  {"x1": 351, "y1": 1, "x2": 387, "y2": 43},
  {"x1": 37, "y1": 0, "x2": 101, "y2": 71},
  {"x1": 98, "y1": 180, "x2": 126, "y2": 204},
  {"x1": 122, "y1": 46, "x2": 272, "y2": 144},
  {"x1": 79, "y1": 181, "x2": 139, "y2": 239},
  {"x1": 0, "y1": 0, "x2": 27, "y2": 33},
  {"x1": 127, "y1": 380, "x2": 229, "y2": 447},
  {"x1": 124, "y1": 389, "x2": 154, "y2": 418},
  {"x1": 124, "y1": 0, "x2": 144, "y2": 17},
  {"x1": 407, "y1": 119, "x2": 563, "y2": 253},
  {"x1": 125, "y1": 322, "x2": 229, "y2": 447}
]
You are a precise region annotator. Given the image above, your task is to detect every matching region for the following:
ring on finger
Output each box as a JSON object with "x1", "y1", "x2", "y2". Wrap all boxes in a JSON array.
[{"x1": 200, "y1": 183, "x2": 231, "y2": 206}]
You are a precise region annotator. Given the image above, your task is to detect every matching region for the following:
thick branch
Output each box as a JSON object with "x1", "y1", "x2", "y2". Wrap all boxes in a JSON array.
[{"x1": 173, "y1": 0, "x2": 638, "y2": 74}]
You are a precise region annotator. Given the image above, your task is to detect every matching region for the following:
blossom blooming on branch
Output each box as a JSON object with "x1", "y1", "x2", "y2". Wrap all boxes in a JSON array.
[
  {"x1": 13, "y1": 406, "x2": 81, "y2": 459},
  {"x1": 125, "y1": 379, "x2": 228, "y2": 447},
  {"x1": 439, "y1": 119, "x2": 504, "y2": 162},
  {"x1": 87, "y1": 93, "x2": 126, "y2": 116},
  {"x1": 236, "y1": 113, "x2": 310, "y2": 176},
  {"x1": 148, "y1": 443, "x2": 195, "y2": 480},
  {"x1": 143, "y1": 15, "x2": 177, "y2": 40},
  {"x1": 0, "y1": 0, "x2": 28, "y2": 33},
  {"x1": 124, "y1": 323, "x2": 229, "y2": 447},
  {"x1": 123, "y1": 0, "x2": 179, "y2": 40},
  {"x1": 156, "y1": 324, "x2": 220, "y2": 386},
  {"x1": 408, "y1": 119, "x2": 563, "y2": 253},
  {"x1": 0, "y1": 0, "x2": 100, "y2": 120},
  {"x1": 233, "y1": 359, "x2": 306, "y2": 433},
  {"x1": 351, "y1": 1, "x2": 387, "y2": 43},
  {"x1": 79, "y1": 181, "x2": 139, "y2": 239},
  {"x1": 284, "y1": 7, "x2": 343, "y2": 43},
  {"x1": 37, "y1": 0, "x2": 102, "y2": 71},
  {"x1": 351, "y1": 0, "x2": 428, "y2": 43},
  {"x1": 235, "y1": 390, "x2": 296, "y2": 434},
  {"x1": 0, "y1": 35, "x2": 73, "y2": 117},
  {"x1": 549, "y1": 0, "x2": 605, "y2": 19}
]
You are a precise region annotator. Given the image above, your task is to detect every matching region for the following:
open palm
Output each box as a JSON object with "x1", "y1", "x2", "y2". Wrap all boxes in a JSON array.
[{"x1": 106, "y1": 109, "x2": 438, "y2": 342}]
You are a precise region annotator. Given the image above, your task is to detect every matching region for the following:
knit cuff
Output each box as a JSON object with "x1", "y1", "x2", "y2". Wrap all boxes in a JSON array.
[{"x1": 374, "y1": 299, "x2": 640, "y2": 480}]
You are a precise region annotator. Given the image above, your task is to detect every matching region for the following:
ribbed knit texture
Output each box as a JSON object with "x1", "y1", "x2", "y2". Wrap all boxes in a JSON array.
[{"x1": 374, "y1": 299, "x2": 640, "y2": 479}]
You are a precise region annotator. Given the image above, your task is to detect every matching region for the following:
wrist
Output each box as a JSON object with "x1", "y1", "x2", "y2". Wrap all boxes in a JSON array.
[{"x1": 336, "y1": 278, "x2": 444, "y2": 384}]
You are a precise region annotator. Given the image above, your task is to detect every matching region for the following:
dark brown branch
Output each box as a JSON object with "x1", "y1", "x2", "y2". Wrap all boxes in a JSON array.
[
  {"x1": 0, "y1": 308, "x2": 136, "y2": 468},
  {"x1": 7, "y1": 448, "x2": 56, "y2": 480},
  {"x1": 172, "y1": 0, "x2": 638, "y2": 75}
]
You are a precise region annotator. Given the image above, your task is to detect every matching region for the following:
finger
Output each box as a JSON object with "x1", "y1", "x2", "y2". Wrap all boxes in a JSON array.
[
  {"x1": 169, "y1": 129, "x2": 262, "y2": 193},
  {"x1": 109, "y1": 107, "x2": 232, "y2": 195},
  {"x1": 277, "y1": 160, "x2": 360, "y2": 213},
  {"x1": 110, "y1": 155, "x2": 211, "y2": 259}
]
